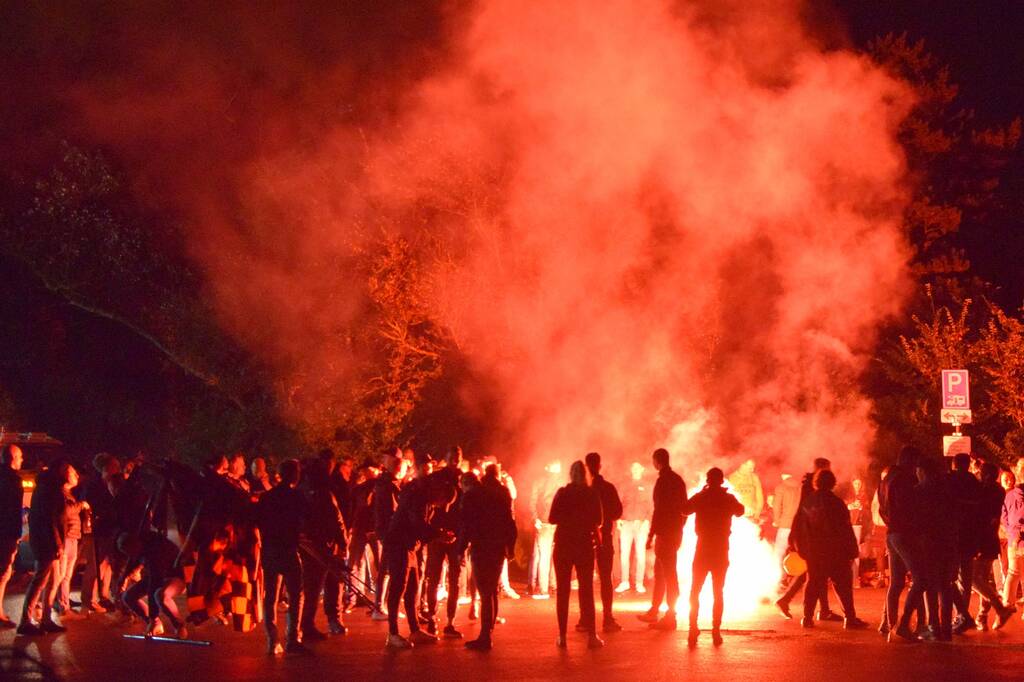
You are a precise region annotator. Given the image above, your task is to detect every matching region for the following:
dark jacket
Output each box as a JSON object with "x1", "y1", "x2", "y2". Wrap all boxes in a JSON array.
[
  {"x1": 649, "y1": 467, "x2": 687, "y2": 542},
  {"x1": 947, "y1": 469, "x2": 981, "y2": 555},
  {"x1": 461, "y1": 475, "x2": 516, "y2": 557},
  {"x1": 0, "y1": 466, "x2": 22, "y2": 541},
  {"x1": 83, "y1": 475, "x2": 117, "y2": 536},
  {"x1": 28, "y1": 468, "x2": 65, "y2": 560},
  {"x1": 303, "y1": 485, "x2": 347, "y2": 553},
  {"x1": 124, "y1": 530, "x2": 183, "y2": 582},
  {"x1": 385, "y1": 477, "x2": 437, "y2": 553},
  {"x1": 427, "y1": 467, "x2": 462, "y2": 536},
  {"x1": 372, "y1": 471, "x2": 400, "y2": 540},
  {"x1": 914, "y1": 477, "x2": 958, "y2": 557},
  {"x1": 350, "y1": 478, "x2": 376, "y2": 537},
  {"x1": 878, "y1": 464, "x2": 918, "y2": 535},
  {"x1": 684, "y1": 485, "x2": 744, "y2": 558},
  {"x1": 329, "y1": 470, "x2": 354, "y2": 528},
  {"x1": 256, "y1": 484, "x2": 307, "y2": 561},
  {"x1": 978, "y1": 480, "x2": 1004, "y2": 561},
  {"x1": 591, "y1": 474, "x2": 622, "y2": 549},
  {"x1": 793, "y1": 489, "x2": 859, "y2": 563},
  {"x1": 549, "y1": 483, "x2": 602, "y2": 552}
]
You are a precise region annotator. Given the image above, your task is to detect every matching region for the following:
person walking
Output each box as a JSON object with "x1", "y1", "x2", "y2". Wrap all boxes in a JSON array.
[
  {"x1": 638, "y1": 448, "x2": 687, "y2": 631},
  {"x1": 974, "y1": 461, "x2": 1016, "y2": 630},
  {"x1": 584, "y1": 452, "x2": 623, "y2": 633},
  {"x1": 460, "y1": 464, "x2": 517, "y2": 651},
  {"x1": 792, "y1": 469, "x2": 867, "y2": 630},
  {"x1": 683, "y1": 467, "x2": 744, "y2": 645},
  {"x1": 878, "y1": 447, "x2": 927, "y2": 642},
  {"x1": 550, "y1": 460, "x2": 603, "y2": 649}
]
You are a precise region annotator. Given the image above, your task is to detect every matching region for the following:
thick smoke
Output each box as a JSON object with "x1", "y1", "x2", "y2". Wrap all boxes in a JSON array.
[{"x1": 48, "y1": 0, "x2": 912, "y2": 482}]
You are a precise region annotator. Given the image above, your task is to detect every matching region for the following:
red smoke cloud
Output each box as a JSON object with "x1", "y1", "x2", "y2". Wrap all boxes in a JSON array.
[{"x1": 52, "y1": 0, "x2": 913, "y2": 480}]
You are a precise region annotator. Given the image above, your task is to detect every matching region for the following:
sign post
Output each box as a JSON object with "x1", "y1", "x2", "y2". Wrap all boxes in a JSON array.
[{"x1": 940, "y1": 369, "x2": 970, "y2": 455}]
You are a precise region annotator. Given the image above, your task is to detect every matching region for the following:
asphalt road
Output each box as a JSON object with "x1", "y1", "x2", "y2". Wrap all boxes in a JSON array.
[{"x1": 3, "y1": 583, "x2": 1024, "y2": 681}]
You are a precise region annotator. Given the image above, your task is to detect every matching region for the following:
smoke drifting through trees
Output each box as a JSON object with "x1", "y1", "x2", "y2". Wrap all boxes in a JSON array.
[{"x1": 31, "y1": 1, "x2": 914, "y2": 477}]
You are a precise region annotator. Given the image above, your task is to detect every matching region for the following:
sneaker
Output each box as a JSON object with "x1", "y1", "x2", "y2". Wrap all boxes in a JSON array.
[
  {"x1": 465, "y1": 637, "x2": 492, "y2": 651},
  {"x1": 531, "y1": 593, "x2": 550, "y2": 600},
  {"x1": 635, "y1": 585, "x2": 647, "y2": 595},
  {"x1": 818, "y1": 611, "x2": 843, "y2": 623},
  {"x1": 587, "y1": 634, "x2": 605, "y2": 649},
  {"x1": 603, "y1": 619, "x2": 622, "y2": 633},
  {"x1": 800, "y1": 617, "x2": 814, "y2": 629},
  {"x1": 844, "y1": 617, "x2": 869, "y2": 630},
  {"x1": 556, "y1": 635, "x2": 567, "y2": 648},
  {"x1": 16, "y1": 622, "x2": 45, "y2": 636},
  {"x1": 711, "y1": 629, "x2": 723, "y2": 646},
  {"x1": 457, "y1": 597, "x2": 471, "y2": 605},
  {"x1": 443, "y1": 625, "x2": 463, "y2": 639},
  {"x1": 637, "y1": 609, "x2": 659, "y2": 624},
  {"x1": 86, "y1": 603, "x2": 107, "y2": 614},
  {"x1": 386, "y1": 633, "x2": 413, "y2": 650},
  {"x1": 994, "y1": 606, "x2": 1016, "y2": 630},
  {"x1": 502, "y1": 588, "x2": 521, "y2": 600},
  {"x1": 328, "y1": 620, "x2": 347, "y2": 636},
  {"x1": 650, "y1": 616, "x2": 677, "y2": 631},
  {"x1": 887, "y1": 626, "x2": 917, "y2": 643},
  {"x1": 304, "y1": 627, "x2": 328, "y2": 641},
  {"x1": 917, "y1": 627, "x2": 939, "y2": 643},
  {"x1": 687, "y1": 628, "x2": 700, "y2": 646},
  {"x1": 951, "y1": 617, "x2": 975, "y2": 635},
  {"x1": 775, "y1": 600, "x2": 792, "y2": 620},
  {"x1": 145, "y1": 620, "x2": 165, "y2": 637},
  {"x1": 371, "y1": 610, "x2": 389, "y2": 621},
  {"x1": 409, "y1": 629, "x2": 438, "y2": 645},
  {"x1": 425, "y1": 619, "x2": 438, "y2": 636},
  {"x1": 614, "y1": 582, "x2": 630, "y2": 594},
  {"x1": 976, "y1": 617, "x2": 989, "y2": 632},
  {"x1": 98, "y1": 598, "x2": 116, "y2": 611},
  {"x1": 285, "y1": 641, "x2": 310, "y2": 655},
  {"x1": 41, "y1": 620, "x2": 68, "y2": 634}
]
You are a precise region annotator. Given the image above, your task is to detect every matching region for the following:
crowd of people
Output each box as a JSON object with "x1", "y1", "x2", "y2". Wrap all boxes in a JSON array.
[{"x1": 2, "y1": 440, "x2": 1024, "y2": 656}]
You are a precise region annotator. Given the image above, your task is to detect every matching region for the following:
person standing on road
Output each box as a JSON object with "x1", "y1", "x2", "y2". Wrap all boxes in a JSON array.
[
  {"x1": 683, "y1": 467, "x2": 744, "y2": 646},
  {"x1": 460, "y1": 464, "x2": 517, "y2": 651},
  {"x1": 550, "y1": 460, "x2": 604, "y2": 649},
  {"x1": 584, "y1": 452, "x2": 623, "y2": 633},
  {"x1": 256, "y1": 459, "x2": 308, "y2": 656},
  {"x1": 0, "y1": 444, "x2": 24, "y2": 628},
  {"x1": 792, "y1": 469, "x2": 868, "y2": 630},
  {"x1": 424, "y1": 446, "x2": 469, "y2": 639},
  {"x1": 18, "y1": 460, "x2": 71, "y2": 636},
  {"x1": 300, "y1": 458, "x2": 348, "y2": 639},
  {"x1": 639, "y1": 448, "x2": 687, "y2": 631},
  {"x1": 371, "y1": 450, "x2": 403, "y2": 619},
  {"x1": 771, "y1": 473, "x2": 801, "y2": 580},
  {"x1": 528, "y1": 460, "x2": 561, "y2": 599},
  {"x1": 616, "y1": 461, "x2": 653, "y2": 595}
]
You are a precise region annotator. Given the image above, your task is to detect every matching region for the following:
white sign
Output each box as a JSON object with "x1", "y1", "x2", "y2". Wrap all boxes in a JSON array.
[
  {"x1": 941, "y1": 408, "x2": 973, "y2": 425},
  {"x1": 943, "y1": 435, "x2": 972, "y2": 457},
  {"x1": 941, "y1": 369, "x2": 970, "y2": 409}
]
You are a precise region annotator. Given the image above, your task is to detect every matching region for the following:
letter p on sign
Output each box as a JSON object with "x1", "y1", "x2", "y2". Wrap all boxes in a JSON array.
[{"x1": 941, "y1": 369, "x2": 970, "y2": 409}]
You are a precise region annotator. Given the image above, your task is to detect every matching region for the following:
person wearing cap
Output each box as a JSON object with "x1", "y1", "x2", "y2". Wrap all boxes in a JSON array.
[{"x1": 683, "y1": 467, "x2": 744, "y2": 645}]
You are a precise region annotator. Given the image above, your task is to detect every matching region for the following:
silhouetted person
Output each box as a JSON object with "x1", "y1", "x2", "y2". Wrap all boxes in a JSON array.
[
  {"x1": 347, "y1": 463, "x2": 379, "y2": 612},
  {"x1": 300, "y1": 458, "x2": 348, "y2": 639},
  {"x1": 424, "y1": 446, "x2": 468, "y2": 639},
  {"x1": 371, "y1": 450, "x2": 402, "y2": 618},
  {"x1": 975, "y1": 461, "x2": 1016, "y2": 629},
  {"x1": 0, "y1": 445, "x2": 24, "y2": 628},
  {"x1": 776, "y1": 457, "x2": 837, "y2": 620},
  {"x1": 584, "y1": 452, "x2": 623, "y2": 633},
  {"x1": 18, "y1": 461, "x2": 71, "y2": 636},
  {"x1": 80, "y1": 453, "x2": 120, "y2": 613},
  {"x1": 947, "y1": 452, "x2": 982, "y2": 632},
  {"x1": 792, "y1": 469, "x2": 867, "y2": 630},
  {"x1": 460, "y1": 464, "x2": 516, "y2": 651},
  {"x1": 879, "y1": 446, "x2": 927, "y2": 641},
  {"x1": 256, "y1": 459, "x2": 308, "y2": 656},
  {"x1": 639, "y1": 448, "x2": 687, "y2": 630},
  {"x1": 683, "y1": 467, "x2": 743, "y2": 645},
  {"x1": 550, "y1": 460, "x2": 603, "y2": 649},
  {"x1": 913, "y1": 456, "x2": 959, "y2": 641},
  {"x1": 383, "y1": 471, "x2": 454, "y2": 650}
]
